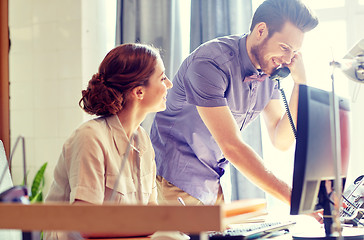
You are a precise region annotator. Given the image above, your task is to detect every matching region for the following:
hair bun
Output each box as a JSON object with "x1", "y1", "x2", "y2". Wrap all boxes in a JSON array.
[
  {"x1": 93, "y1": 73, "x2": 105, "y2": 83},
  {"x1": 80, "y1": 43, "x2": 161, "y2": 116}
]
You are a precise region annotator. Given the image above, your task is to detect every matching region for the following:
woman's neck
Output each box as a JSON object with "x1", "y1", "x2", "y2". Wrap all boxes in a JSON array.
[{"x1": 116, "y1": 106, "x2": 147, "y2": 138}]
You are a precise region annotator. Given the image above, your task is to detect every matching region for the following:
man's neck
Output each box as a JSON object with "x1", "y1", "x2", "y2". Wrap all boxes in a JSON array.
[{"x1": 245, "y1": 33, "x2": 259, "y2": 69}]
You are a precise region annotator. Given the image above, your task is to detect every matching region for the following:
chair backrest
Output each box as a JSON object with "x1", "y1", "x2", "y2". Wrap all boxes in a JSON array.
[
  {"x1": 0, "y1": 140, "x2": 13, "y2": 192},
  {"x1": 0, "y1": 141, "x2": 21, "y2": 239}
]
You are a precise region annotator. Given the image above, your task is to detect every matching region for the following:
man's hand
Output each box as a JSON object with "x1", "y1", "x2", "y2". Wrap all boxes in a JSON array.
[
  {"x1": 309, "y1": 210, "x2": 324, "y2": 224},
  {"x1": 285, "y1": 52, "x2": 307, "y2": 85}
]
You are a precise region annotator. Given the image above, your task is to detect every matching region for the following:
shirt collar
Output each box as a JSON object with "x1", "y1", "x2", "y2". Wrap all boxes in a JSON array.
[{"x1": 105, "y1": 114, "x2": 146, "y2": 156}]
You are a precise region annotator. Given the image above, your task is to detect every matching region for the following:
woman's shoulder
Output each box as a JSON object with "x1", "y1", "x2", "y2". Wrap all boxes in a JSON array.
[
  {"x1": 78, "y1": 116, "x2": 108, "y2": 132},
  {"x1": 67, "y1": 116, "x2": 110, "y2": 144}
]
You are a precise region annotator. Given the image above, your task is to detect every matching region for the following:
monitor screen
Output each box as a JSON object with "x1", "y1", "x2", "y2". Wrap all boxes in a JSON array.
[{"x1": 290, "y1": 84, "x2": 351, "y2": 215}]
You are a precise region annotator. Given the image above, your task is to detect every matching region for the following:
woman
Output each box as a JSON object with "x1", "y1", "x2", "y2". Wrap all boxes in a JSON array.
[{"x1": 44, "y1": 43, "x2": 173, "y2": 239}]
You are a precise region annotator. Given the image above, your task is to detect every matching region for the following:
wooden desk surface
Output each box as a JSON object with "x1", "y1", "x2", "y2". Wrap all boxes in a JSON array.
[
  {"x1": 0, "y1": 198, "x2": 268, "y2": 235},
  {"x1": 2, "y1": 204, "x2": 363, "y2": 240},
  {"x1": 0, "y1": 203, "x2": 223, "y2": 234}
]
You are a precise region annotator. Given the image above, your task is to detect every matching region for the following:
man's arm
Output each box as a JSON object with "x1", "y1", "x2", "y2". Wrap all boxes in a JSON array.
[
  {"x1": 261, "y1": 86, "x2": 299, "y2": 151},
  {"x1": 196, "y1": 106, "x2": 291, "y2": 204},
  {"x1": 262, "y1": 52, "x2": 307, "y2": 150}
]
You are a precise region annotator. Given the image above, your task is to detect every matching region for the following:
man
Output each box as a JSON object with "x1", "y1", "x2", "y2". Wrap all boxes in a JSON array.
[{"x1": 150, "y1": 0, "x2": 319, "y2": 205}]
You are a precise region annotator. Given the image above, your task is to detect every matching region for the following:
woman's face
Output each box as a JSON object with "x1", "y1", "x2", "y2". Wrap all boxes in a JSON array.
[{"x1": 141, "y1": 58, "x2": 173, "y2": 113}]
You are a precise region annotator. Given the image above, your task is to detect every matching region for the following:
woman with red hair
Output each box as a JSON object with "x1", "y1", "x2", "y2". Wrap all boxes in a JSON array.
[{"x1": 45, "y1": 43, "x2": 172, "y2": 239}]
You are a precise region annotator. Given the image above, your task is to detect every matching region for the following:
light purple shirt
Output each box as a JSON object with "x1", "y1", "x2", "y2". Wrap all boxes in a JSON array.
[{"x1": 150, "y1": 34, "x2": 280, "y2": 205}]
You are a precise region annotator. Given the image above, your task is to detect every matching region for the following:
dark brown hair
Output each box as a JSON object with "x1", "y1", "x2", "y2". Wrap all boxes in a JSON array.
[
  {"x1": 79, "y1": 43, "x2": 160, "y2": 116},
  {"x1": 250, "y1": 0, "x2": 319, "y2": 38}
]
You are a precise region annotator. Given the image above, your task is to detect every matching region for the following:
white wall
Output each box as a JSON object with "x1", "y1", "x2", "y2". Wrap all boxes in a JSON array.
[{"x1": 8, "y1": 0, "x2": 116, "y2": 195}]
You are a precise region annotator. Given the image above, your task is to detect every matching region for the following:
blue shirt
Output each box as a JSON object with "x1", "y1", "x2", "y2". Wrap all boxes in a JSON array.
[{"x1": 150, "y1": 34, "x2": 280, "y2": 205}]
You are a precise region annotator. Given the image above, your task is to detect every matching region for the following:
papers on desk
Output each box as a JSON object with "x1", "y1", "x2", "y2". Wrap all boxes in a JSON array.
[
  {"x1": 290, "y1": 215, "x2": 364, "y2": 238},
  {"x1": 222, "y1": 198, "x2": 268, "y2": 226}
]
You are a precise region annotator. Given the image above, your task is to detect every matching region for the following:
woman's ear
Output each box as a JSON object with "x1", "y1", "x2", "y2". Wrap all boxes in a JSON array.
[{"x1": 132, "y1": 86, "x2": 145, "y2": 100}]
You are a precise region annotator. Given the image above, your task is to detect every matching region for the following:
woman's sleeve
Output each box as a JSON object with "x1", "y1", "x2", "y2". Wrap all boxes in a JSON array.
[{"x1": 66, "y1": 127, "x2": 106, "y2": 204}]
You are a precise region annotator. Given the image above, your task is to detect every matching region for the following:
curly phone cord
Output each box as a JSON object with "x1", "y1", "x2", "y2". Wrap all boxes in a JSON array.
[{"x1": 277, "y1": 80, "x2": 297, "y2": 139}]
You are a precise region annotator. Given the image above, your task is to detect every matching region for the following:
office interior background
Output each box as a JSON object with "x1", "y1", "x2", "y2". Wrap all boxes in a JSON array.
[{"x1": 6, "y1": 0, "x2": 364, "y2": 211}]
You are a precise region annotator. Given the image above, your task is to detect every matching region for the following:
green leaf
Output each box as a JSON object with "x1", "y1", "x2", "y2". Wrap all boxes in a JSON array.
[
  {"x1": 30, "y1": 191, "x2": 43, "y2": 203},
  {"x1": 30, "y1": 162, "x2": 47, "y2": 202}
]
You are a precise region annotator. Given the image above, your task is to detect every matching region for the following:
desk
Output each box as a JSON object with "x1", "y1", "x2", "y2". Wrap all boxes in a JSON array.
[
  {"x1": 0, "y1": 203, "x2": 222, "y2": 234},
  {"x1": 1, "y1": 203, "x2": 363, "y2": 239},
  {"x1": 84, "y1": 215, "x2": 363, "y2": 240},
  {"x1": 270, "y1": 215, "x2": 364, "y2": 239},
  {"x1": 0, "y1": 199, "x2": 268, "y2": 235}
]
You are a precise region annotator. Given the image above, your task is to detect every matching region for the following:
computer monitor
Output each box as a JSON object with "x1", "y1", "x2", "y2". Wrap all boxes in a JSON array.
[
  {"x1": 289, "y1": 85, "x2": 361, "y2": 239},
  {"x1": 291, "y1": 84, "x2": 350, "y2": 215}
]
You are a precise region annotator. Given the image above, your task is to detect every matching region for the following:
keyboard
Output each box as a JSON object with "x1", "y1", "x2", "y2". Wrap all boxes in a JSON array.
[{"x1": 208, "y1": 220, "x2": 296, "y2": 240}]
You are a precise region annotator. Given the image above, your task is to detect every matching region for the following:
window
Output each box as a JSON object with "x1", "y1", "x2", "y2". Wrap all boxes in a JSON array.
[
  {"x1": 179, "y1": 0, "x2": 191, "y2": 59},
  {"x1": 261, "y1": 0, "x2": 364, "y2": 213},
  {"x1": 303, "y1": 0, "x2": 345, "y2": 9}
]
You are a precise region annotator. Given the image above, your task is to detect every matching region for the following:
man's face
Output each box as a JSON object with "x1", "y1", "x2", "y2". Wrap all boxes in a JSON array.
[{"x1": 251, "y1": 21, "x2": 304, "y2": 75}]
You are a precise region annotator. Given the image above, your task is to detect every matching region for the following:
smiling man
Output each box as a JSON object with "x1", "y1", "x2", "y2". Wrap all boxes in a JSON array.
[{"x1": 150, "y1": 0, "x2": 318, "y2": 206}]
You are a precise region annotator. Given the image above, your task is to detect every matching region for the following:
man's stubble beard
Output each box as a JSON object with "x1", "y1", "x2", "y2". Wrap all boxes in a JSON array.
[{"x1": 250, "y1": 37, "x2": 272, "y2": 75}]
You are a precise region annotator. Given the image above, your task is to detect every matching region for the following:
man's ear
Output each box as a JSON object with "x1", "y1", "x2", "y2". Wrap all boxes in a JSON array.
[
  {"x1": 255, "y1": 22, "x2": 268, "y2": 40},
  {"x1": 132, "y1": 86, "x2": 145, "y2": 100}
]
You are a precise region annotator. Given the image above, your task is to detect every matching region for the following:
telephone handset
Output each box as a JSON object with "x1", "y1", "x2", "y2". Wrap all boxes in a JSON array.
[
  {"x1": 269, "y1": 66, "x2": 297, "y2": 139},
  {"x1": 270, "y1": 66, "x2": 291, "y2": 82}
]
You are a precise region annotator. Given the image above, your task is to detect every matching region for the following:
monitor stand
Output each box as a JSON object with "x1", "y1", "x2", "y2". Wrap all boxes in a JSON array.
[{"x1": 293, "y1": 184, "x2": 364, "y2": 239}]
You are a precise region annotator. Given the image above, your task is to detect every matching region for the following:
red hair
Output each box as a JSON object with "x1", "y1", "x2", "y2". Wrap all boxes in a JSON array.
[{"x1": 79, "y1": 43, "x2": 160, "y2": 116}]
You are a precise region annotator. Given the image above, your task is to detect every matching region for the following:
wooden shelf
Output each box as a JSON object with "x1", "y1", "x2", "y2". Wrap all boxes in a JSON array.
[{"x1": 0, "y1": 203, "x2": 223, "y2": 234}]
